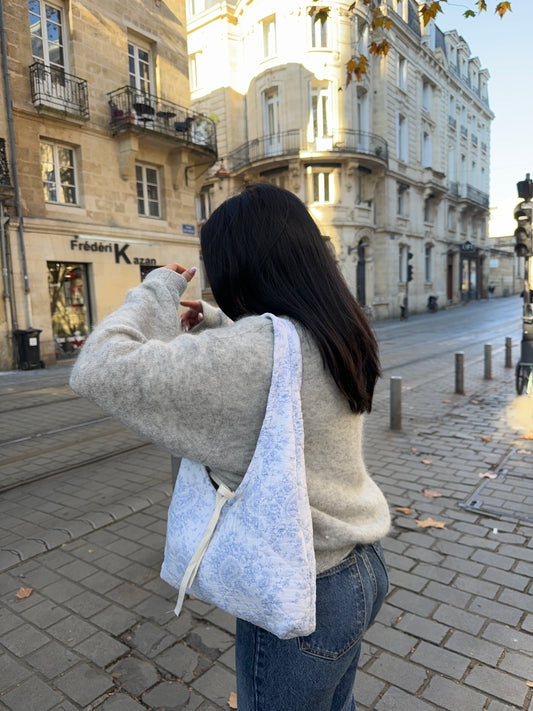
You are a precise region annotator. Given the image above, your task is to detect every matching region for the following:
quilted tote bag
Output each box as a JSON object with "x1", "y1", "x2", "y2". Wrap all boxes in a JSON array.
[{"x1": 160, "y1": 314, "x2": 316, "y2": 639}]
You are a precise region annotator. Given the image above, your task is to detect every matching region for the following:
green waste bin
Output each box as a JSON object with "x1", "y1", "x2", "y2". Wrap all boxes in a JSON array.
[{"x1": 14, "y1": 328, "x2": 45, "y2": 370}]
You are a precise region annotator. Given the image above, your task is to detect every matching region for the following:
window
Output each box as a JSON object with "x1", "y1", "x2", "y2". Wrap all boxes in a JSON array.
[
  {"x1": 40, "y1": 141, "x2": 77, "y2": 204},
  {"x1": 422, "y1": 81, "x2": 432, "y2": 112},
  {"x1": 396, "y1": 113, "x2": 407, "y2": 162},
  {"x1": 422, "y1": 132, "x2": 432, "y2": 168},
  {"x1": 187, "y1": 0, "x2": 205, "y2": 15},
  {"x1": 448, "y1": 206, "x2": 455, "y2": 231},
  {"x1": 136, "y1": 164, "x2": 160, "y2": 217},
  {"x1": 357, "y1": 19, "x2": 369, "y2": 54},
  {"x1": 309, "y1": 8, "x2": 328, "y2": 48},
  {"x1": 28, "y1": 0, "x2": 66, "y2": 71},
  {"x1": 129, "y1": 41, "x2": 153, "y2": 96},
  {"x1": 262, "y1": 15, "x2": 277, "y2": 58},
  {"x1": 309, "y1": 168, "x2": 334, "y2": 203},
  {"x1": 398, "y1": 56, "x2": 407, "y2": 90},
  {"x1": 189, "y1": 52, "x2": 201, "y2": 90},
  {"x1": 423, "y1": 197, "x2": 433, "y2": 223},
  {"x1": 310, "y1": 84, "x2": 331, "y2": 140},
  {"x1": 397, "y1": 182, "x2": 408, "y2": 216},
  {"x1": 425, "y1": 244, "x2": 434, "y2": 282},
  {"x1": 471, "y1": 160, "x2": 477, "y2": 188},
  {"x1": 396, "y1": 0, "x2": 404, "y2": 19},
  {"x1": 398, "y1": 245, "x2": 408, "y2": 282},
  {"x1": 263, "y1": 87, "x2": 281, "y2": 155},
  {"x1": 196, "y1": 186, "x2": 212, "y2": 223}
]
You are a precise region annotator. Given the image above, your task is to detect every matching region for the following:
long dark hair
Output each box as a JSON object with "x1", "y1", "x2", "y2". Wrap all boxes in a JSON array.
[{"x1": 200, "y1": 183, "x2": 380, "y2": 413}]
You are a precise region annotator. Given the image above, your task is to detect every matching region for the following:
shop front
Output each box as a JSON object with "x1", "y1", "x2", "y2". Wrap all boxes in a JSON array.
[{"x1": 460, "y1": 240, "x2": 481, "y2": 301}]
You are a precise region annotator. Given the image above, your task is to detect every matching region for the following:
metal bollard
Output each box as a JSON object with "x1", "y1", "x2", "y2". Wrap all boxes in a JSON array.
[
  {"x1": 390, "y1": 376, "x2": 402, "y2": 430},
  {"x1": 455, "y1": 352, "x2": 465, "y2": 395},
  {"x1": 484, "y1": 344, "x2": 492, "y2": 380},
  {"x1": 505, "y1": 337, "x2": 513, "y2": 369}
]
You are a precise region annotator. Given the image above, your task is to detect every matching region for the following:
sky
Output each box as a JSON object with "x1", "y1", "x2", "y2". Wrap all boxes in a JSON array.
[{"x1": 436, "y1": 0, "x2": 533, "y2": 238}]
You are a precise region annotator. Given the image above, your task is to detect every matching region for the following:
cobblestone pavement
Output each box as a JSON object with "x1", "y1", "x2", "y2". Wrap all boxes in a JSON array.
[{"x1": 0, "y1": 299, "x2": 532, "y2": 710}]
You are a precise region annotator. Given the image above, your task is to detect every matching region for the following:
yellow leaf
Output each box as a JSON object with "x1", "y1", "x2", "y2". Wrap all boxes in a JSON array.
[
  {"x1": 396, "y1": 506, "x2": 415, "y2": 514},
  {"x1": 477, "y1": 0, "x2": 487, "y2": 11},
  {"x1": 228, "y1": 691, "x2": 238, "y2": 709},
  {"x1": 421, "y1": 459, "x2": 433, "y2": 465},
  {"x1": 520, "y1": 433, "x2": 533, "y2": 440},
  {"x1": 416, "y1": 517, "x2": 446, "y2": 529},
  {"x1": 16, "y1": 587, "x2": 33, "y2": 599},
  {"x1": 423, "y1": 490, "x2": 442, "y2": 498},
  {"x1": 478, "y1": 471, "x2": 497, "y2": 479},
  {"x1": 480, "y1": 436, "x2": 492, "y2": 442},
  {"x1": 495, "y1": 1, "x2": 511, "y2": 18}
]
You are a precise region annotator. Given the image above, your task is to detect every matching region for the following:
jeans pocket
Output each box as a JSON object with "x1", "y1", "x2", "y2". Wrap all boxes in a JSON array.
[
  {"x1": 298, "y1": 555, "x2": 365, "y2": 660},
  {"x1": 370, "y1": 542, "x2": 390, "y2": 594}
]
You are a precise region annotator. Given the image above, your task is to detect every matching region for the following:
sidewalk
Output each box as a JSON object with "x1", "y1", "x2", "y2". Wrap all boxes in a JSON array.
[{"x1": 1, "y1": 337, "x2": 532, "y2": 710}]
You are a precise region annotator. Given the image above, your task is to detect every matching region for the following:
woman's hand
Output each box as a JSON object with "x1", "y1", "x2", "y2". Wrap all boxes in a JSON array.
[
  {"x1": 180, "y1": 300, "x2": 204, "y2": 332},
  {"x1": 163, "y1": 263, "x2": 197, "y2": 282}
]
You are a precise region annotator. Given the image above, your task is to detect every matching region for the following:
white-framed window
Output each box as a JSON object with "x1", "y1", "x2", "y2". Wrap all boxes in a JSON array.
[
  {"x1": 308, "y1": 167, "x2": 334, "y2": 204},
  {"x1": 28, "y1": 0, "x2": 66, "y2": 71},
  {"x1": 423, "y1": 197, "x2": 432, "y2": 223},
  {"x1": 422, "y1": 131, "x2": 432, "y2": 168},
  {"x1": 397, "y1": 182, "x2": 408, "y2": 216},
  {"x1": 396, "y1": 0, "x2": 404, "y2": 19},
  {"x1": 357, "y1": 18, "x2": 369, "y2": 54},
  {"x1": 310, "y1": 83, "x2": 331, "y2": 140},
  {"x1": 189, "y1": 51, "x2": 201, "y2": 90},
  {"x1": 398, "y1": 55, "x2": 407, "y2": 90},
  {"x1": 136, "y1": 164, "x2": 160, "y2": 217},
  {"x1": 425, "y1": 244, "x2": 434, "y2": 282},
  {"x1": 396, "y1": 113, "x2": 408, "y2": 162},
  {"x1": 309, "y1": 7, "x2": 328, "y2": 48},
  {"x1": 196, "y1": 185, "x2": 213, "y2": 223},
  {"x1": 129, "y1": 40, "x2": 153, "y2": 96},
  {"x1": 263, "y1": 86, "x2": 281, "y2": 155},
  {"x1": 40, "y1": 141, "x2": 77, "y2": 204},
  {"x1": 262, "y1": 15, "x2": 277, "y2": 58},
  {"x1": 422, "y1": 81, "x2": 432, "y2": 112},
  {"x1": 187, "y1": 0, "x2": 205, "y2": 16}
]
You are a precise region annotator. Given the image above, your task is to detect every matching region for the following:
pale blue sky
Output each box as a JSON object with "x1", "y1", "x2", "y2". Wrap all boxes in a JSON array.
[{"x1": 437, "y1": 0, "x2": 532, "y2": 237}]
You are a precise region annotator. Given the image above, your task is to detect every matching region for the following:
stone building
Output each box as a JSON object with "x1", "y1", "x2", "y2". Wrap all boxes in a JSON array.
[
  {"x1": 0, "y1": 0, "x2": 217, "y2": 370},
  {"x1": 186, "y1": 0, "x2": 493, "y2": 318}
]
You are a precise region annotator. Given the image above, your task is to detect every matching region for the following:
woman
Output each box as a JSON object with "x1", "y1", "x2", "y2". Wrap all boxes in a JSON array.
[{"x1": 70, "y1": 183, "x2": 390, "y2": 711}]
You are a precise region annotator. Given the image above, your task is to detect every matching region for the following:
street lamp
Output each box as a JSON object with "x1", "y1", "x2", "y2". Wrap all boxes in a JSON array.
[{"x1": 514, "y1": 174, "x2": 533, "y2": 392}]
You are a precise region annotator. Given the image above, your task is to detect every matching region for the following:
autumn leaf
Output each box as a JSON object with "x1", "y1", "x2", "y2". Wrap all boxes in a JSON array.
[
  {"x1": 16, "y1": 587, "x2": 33, "y2": 599},
  {"x1": 527, "y1": 680, "x2": 533, "y2": 688},
  {"x1": 309, "y1": 7, "x2": 330, "y2": 24},
  {"x1": 477, "y1": 0, "x2": 487, "y2": 11},
  {"x1": 423, "y1": 490, "x2": 442, "y2": 498},
  {"x1": 478, "y1": 471, "x2": 497, "y2": 479},
  {"x1": 480, "y1": 436, "x2": 492, "y2": 442},
  {"x1": 495, "y1": 1, "x2": 511, "y2": 18},
  {"x1": 419, "y1": 1, "x2": 444, "y2": 26},
  {"x1": 416, "y1": 517, "x2": 446, "y2": 529},
  {"x1": 421, "y1": 459, "x2": 433, "y2": 465},
  {"x1": 519, "y1": 433, "x2": 533, "y2": 440},
  {"x1": 517, "y1": 449, "x2": 531, "y2": 454},
  {"x1": 464, "y1": 9, "x2": 476, "y2": 16},
  {"x1": 228, "y1": 691, "x2": 238, "y2": 709},
  {"x1": 396, "y1": 506, "x2": 415, "y2": 514}
]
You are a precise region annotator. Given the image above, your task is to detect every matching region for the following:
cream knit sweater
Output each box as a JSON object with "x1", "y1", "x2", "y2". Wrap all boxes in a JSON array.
[{"x1": 70, "y1": 268, "x2": 390, "y2": 573}]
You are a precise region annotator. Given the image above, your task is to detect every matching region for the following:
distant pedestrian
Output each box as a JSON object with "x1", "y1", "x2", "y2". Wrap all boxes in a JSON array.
[
  {"x1": 70, "y1": 183, "x2": 390, "y2": 711},
  {"x1": 397, "y1": 291, "x2": 407, "y2": 320},
  {"x1": 488, "y1": 284, "x2": 495, "y2": 299}
]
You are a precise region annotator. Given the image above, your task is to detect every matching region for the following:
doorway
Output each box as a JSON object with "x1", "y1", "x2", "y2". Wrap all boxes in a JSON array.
[{"x1": 47, "y1": 262, "x2": 91, "y2": 359}]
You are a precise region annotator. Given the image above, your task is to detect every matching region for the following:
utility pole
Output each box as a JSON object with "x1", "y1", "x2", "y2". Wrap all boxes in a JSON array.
[{"x1": 513, "y1": 174, "x2": 533, "y2": 374}]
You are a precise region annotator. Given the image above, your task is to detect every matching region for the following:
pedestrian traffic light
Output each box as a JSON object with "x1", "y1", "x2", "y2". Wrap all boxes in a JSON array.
[
  {"x1": 407, "y1": 252, "x2": 413, "y2": 282},
  {"x1": 514, "y1": 202, "x2": 533, "y2": 258}
]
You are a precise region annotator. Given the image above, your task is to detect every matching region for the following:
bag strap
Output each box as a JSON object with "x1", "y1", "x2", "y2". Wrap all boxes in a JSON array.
[{"x1": 174, "y1": 475, "x2": 234, "y2": 616}]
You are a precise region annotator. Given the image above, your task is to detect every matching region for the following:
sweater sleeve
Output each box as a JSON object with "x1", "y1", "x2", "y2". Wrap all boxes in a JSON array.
[{"x1": 70, "y1": 267, "x2": 228, "y2": 463}]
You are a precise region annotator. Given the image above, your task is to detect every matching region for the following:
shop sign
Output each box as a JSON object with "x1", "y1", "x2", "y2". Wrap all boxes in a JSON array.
[
  {"x1": 460, "y1": 240, "x2": 476, "y2": 253},
  {"x1": 70, "y1": 238, "x2": 156, "y2": 266}
]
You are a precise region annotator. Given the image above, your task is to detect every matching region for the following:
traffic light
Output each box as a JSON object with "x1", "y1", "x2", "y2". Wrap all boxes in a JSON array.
[
  {"x1": 407, "y1": 252, "x2": 414, "y2": 282},
  {"x1": 514, "y1": 202, "x2": 532, "y2": 258}
]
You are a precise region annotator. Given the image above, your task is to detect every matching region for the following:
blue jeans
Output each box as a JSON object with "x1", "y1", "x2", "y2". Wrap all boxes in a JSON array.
[{"x1": 235, "y1": 542, "x2": 389, "y2": 711}]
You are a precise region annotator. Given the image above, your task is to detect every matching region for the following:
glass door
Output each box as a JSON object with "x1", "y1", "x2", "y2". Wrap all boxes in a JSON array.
[{"x1": 48, "y1": 262, "x2": 91, "y2": 359}]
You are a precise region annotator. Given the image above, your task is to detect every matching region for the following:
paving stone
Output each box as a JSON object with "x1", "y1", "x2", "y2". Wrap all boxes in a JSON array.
[
  {"x1": 142, "y1": 680, "x2": 191, "y2": 710},
  {"x1": 1, "y1": 675, "x2": 62, "y2": 711},
  {"x1": 499, "y1": 588, "x2": 533, "y2": 614},
  {"x1": 156, "y1": 642, "x2": 211, "y2": 683},
  {"x1": 133, "y1": 595, "x2": 175, "y2": 625},
  {"x1": 498, "y1": 650, "x2": 533, "y2": 679},
  {"x1": 468, "y1": 597, "x2": 523, "y2": 626},
  {"x1": 48, "y1": 614, "x2": 97, "y2": 646},
  {"x1": 445, "y1": 630, "x2": 503, "y2": 666},
  {"x1": 423, "y1": 581, "x2": 471, "y2": 607},
  {"x1": 26, "y1": 640, "x2": 80, "y2": 677},
  {"x1": 54, "y1": 662, "x2": 114, "y2": 706},
  {"x1": 75, "y1": 631, "x2": 130, "y2": 667},
  {"x1": 64, "y1": 590, "x2": 111, "y2": 618},
  {"x1": 82, "y1": 569, "x2": 119, "y2": 594},
  {"x1": 164, "y1": 609, "x2": 195, "y2": 640},
  {"x1": 366, "y1": 652, "x2": 427, "y2": 693},
  {"x1": 116, "y1": 562, "x2": 156, "y2": 585},
  {"x1": 105, "y1": 582, "x2": 151, "y2": 608},
  {"x1": 190, "y1": 664, "x2": 237, "y2": 708},
  {"x1": 41, "y1": 579, "x2": 84, "y2": 603},
  {"x1": 109, "y1": 656, "x2": 160, "y2": 696},
  {"x1": 411, "y1": 640, "x2": 471, "y2": 678},
  {"x1": 394, "y1": 613, "x2": 448, "y2": 645},
  {"x1": 20, "y1": 599, "x2": 69, "y2": 629},
  {"x1": 465, "y1": 664, "x2": 528, "y2": 707},
  {"x1": 374, "y1": 685, "x2": 435, "y2": 711},
  {"x1": 522, "y1": 615, "x2": 533, "y2": 634},
  {"x1": 483, "y1": 623, "x2": 533, "y2": 653},
  {"x1": 124, "y1": 621, "x2": 176, "y2": 658},
  {"x1": 0, "y1": 608, "x2": 23, "y2": 635},
  {"x1": 422, "y1": 674, "x2": 486, "y2": 711},
  {"x1": 0, "y1": 652, "x2": 32, "y2": 691},
  {"x1": 364, "y1": 622, "x2": 417, "y2": 656},
  {"x1": 482, "y1": 567, "x2": 529, "y2": 591},
  {"x1": 96, "y1": 694, "x2": 146, "y2": 711},
  {"x1": 186, "y1": 622, "x2": 235, "y2": 661},
  {"x1": 1, "y1": 622, "x2": 49, "y2": 656},
  {"x1": 91, "y1": 605, "x2": 139, "y2": 636},
  {"x1": 433, "y1": 603, "x2": 484, "y2": 635},
  {"x1": 0, "y1": 552, "x2": 20, "y2": 572},
  {"x1": 386, "y1": 589, "x2": 438, "y2": 617}
]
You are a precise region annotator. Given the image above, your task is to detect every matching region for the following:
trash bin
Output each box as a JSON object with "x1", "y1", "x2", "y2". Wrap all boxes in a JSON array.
[{"x1": 14, "y1": 328, "x2": 45, "y2": 370}]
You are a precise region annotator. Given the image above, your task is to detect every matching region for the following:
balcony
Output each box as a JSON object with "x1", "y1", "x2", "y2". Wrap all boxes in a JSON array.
[
  {"x1": 107, "y1": 86, "x2": 216, "y2": 158},
  {"x1": 229, "y1": 129, "x2": 388, "y2": 173},
  {"x1": 460, "y1": 125, "x2": 468, "y2": 138},
  {"x1": 466, "y1": 185, "x2": 489, "y2": 207},
  {"x1": 0, "y1": 138, "x2": 14, "y2": 200},
  {"x1": 471, "y1": 133, "x2": 478, "y2": 146},
  {"x1": 29, "y1": 62, "x2": 89, "y2": 119},
  {"x1": 448, "y1": 116, "x2": 457, "y2": 130},
  {"x1": 448, "y1": 181, "x2": 459, "y2": 198}
]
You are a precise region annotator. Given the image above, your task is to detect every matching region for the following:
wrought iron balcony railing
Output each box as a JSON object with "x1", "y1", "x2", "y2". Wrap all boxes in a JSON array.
[
  {"x1": 449, "y1": 181, "x2": 459, "y2": 197},
  {"x1": 29, "y1": 62, "x2": 89, "y2": 119},
  {"x1": 0, "y1": 138, "x2": 11, "y2": 187},
  {"x1": 229, "y1": 129, "x2": 388, "y2": 173},
  {"x1": 107, "y1": 86, "x2": 217, "y2": 156},
  {"x1": 466, "y1": 185, "x2": 489, "y2": 207}
]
